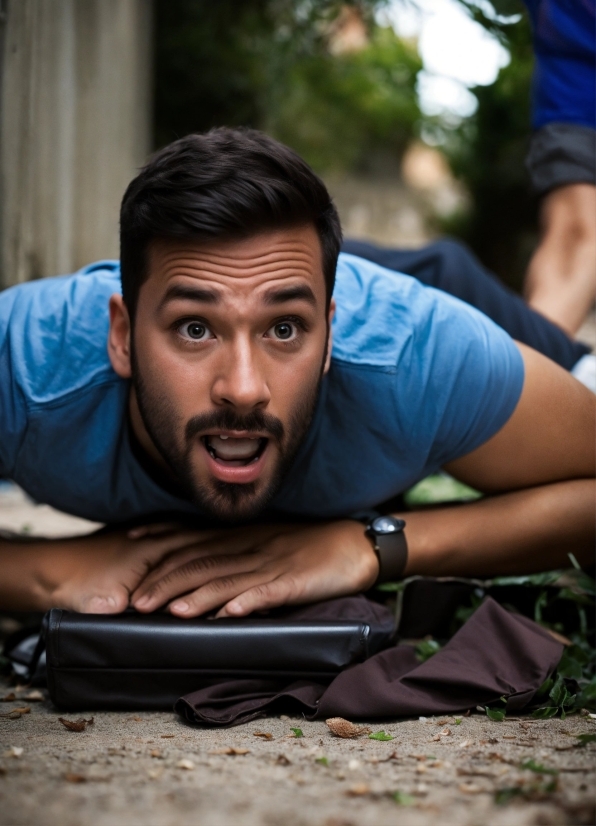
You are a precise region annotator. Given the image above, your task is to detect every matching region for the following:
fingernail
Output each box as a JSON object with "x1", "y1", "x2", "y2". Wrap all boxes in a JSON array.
[
  {"x1": 134, "y1": 596, "x2": 150, "y2": 608},
  {"x1": 171, "y1": 601, "x2": 189, "y2": 613},
  {"x1": 225, "y1": 602, "x2": 243, "y2": 616}
]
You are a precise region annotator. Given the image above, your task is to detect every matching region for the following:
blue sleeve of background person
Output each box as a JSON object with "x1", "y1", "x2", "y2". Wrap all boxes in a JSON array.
[
  {"x1": 334, "y1": 255, "x2": 526, "y2": 473},
  {"x1": 523, "y1": 0, "x2": 596, "y2": 129},
  {"x1": 0, "y1": 261, "x2": 120, "y2": 477}
]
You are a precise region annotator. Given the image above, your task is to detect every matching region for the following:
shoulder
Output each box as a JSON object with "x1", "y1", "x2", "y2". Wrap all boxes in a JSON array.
[
  {"x1": 0, "y1": 261, "x2": 121, "y2": 406},
  {"x1": 332, "y1": 252, "x2": 511, "y2": 369}
]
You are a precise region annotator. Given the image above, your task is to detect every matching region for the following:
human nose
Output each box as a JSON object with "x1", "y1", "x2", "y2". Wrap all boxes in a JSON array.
[{"x1": 210, "y1": 337, "x2": 271, "y2": 411}]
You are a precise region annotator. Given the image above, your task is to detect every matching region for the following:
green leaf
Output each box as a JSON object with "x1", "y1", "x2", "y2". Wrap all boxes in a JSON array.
[
  {"x1": 491, "y1": 572, "x2": 562, "y2": 588},
  {"x1": 290, "y1": 727, "x2": 303, "y2": 738},
  {"x1": 574, "y1": 681, "x2": 596, "y2": 712},
  {"x1": 576, "y1": 733, "x2": 596, "y2": 746},
  {"x1": 557, "y1": 651, "x2": 584, "y2": 681},
  {"x1": 535, "y1": 677, "x2": 554, "y2": 699},
  {"x1": 454, "y1": 718, "x2": 462, "y2": 725},
  {"x1": 404, "y1": 473, "x2": 483, "y2": 507},
  {"x1": 495, "y1": 787, "x2": 523, "y2": 805},
  {"x1": 393, "y1": 790, "x2": 415, "y2": 806},
  {"x1": 369, "y1": 731, "x2": 393, "y2": 741},
  {"x1": 531, "y1": 707, "x2": 559, "y2": 719},
  {"x1": 520, "y1": 759, "x2": 558, "y2": 776},
  {"x1": 549, "y1": 674, "x2": 566, "y2": 707},
  {"x1": 415, "y1": 639, "x2": 441, "y2": 662},
  {"x1": 315, "y1": 756, "x2": 329, "y2": 766},
  {"x1": 486, "y1": 707, "x2": 506, "y2": 722}
]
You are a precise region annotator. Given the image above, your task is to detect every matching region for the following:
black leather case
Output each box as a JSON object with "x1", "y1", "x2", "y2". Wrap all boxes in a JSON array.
[{"x1": 44, "y1": 608, "x2": 392, "y2": 710}]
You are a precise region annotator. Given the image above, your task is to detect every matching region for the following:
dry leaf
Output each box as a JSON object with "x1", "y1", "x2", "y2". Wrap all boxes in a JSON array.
[
  {"x1": 58, "y1": 717, "x2": 94, "y2": 732},
  {"x1": 148, "y1": 768, "x2": 163, "y2": 780},
  {"x1": 130, "y1": 716, "x2": 143, "y2": 722},
  {"x1": 479, "y1": 738, "x2": 499, "y2": 745},
  {"x1": 0, "y1": 706, "x2": 30, "y2": 719},
  {"x1": 209, "y1": 747, "x2": 250, "y2": 755},
  {"x1": 457, "y1": 767, "x2": 497, "y2": 778},
  {"x1": 176, "y1": 759, "x2": 195, "y2": 770},
  {"x1": 437, "y1": 719, "x2": 449, "y2": 725},
  {"x1": 502, "y1": 735, "x2": 516, "y2": 740},
  {"x1": 416, "y1": 763, "x2": 427, "y2": 773},
  {"x1": 276, "y1": 754, "x2": 291, "y2": 766},
  {"x1": 458, "y1": 740, "x2": 473, "y2": 749},
  {"x1": 545, "y1": 628, "x2": 572, "y2": 646},
  {"x1": 23, "y1": 691, "x2": 44, "y2": 702},
  {"x1": 458, "y1": 782, "x2": 481, "y2": 794},
  {"x1": 346, "y1": 783, "x2": 370, "y2": 796},
  {"x1": 150, "y1": 749, "x2": 162, "y2": 758},
  {"x1": 366, "y1": 751, "x2": 399, "y2": 764},
  {"x1": 253, "y1": 731, "x2": 273, "y2": 740},
  {"x1": 431, "y1": 734, "x2": 441, "y2": 742},
  {"x1": 6, "y1": 746, "x2": 23, "y2": 758},
  {"x1": 326, "y1": 717, "x2": 370, "y2": 739},
  {"x1": 1, "y1": 692, "x2": 16, "y2": 702},
  {"x1": 64, "y1": 773, "x2": 86, "y2": 783},
  {"x1": 160, "y1": 734, "x2": 175, "y2": 738},
  {"x1": 440, "y1": 728, "x2": 452, "y2": 737}
]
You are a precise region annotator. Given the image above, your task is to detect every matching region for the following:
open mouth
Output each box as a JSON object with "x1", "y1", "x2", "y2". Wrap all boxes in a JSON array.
[{"x1": 202, "y1": 434, "x2": 268, "y2": 467}]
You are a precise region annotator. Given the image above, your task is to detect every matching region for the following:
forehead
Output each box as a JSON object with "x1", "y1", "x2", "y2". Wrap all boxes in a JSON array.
[{"x1": 144, "y1": 225, "x2": 325, "y2": 300}]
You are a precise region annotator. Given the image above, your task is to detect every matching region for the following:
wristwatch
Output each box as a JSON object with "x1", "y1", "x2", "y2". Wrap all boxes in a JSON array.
[{"x1": 365, "y1": 515, "x2": 408, "y2": 584}]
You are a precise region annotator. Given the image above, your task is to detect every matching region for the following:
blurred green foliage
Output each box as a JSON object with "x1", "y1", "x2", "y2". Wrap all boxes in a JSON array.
[
  {"x1": 440, "y1": 2, "x2": 537, "y2": 291},
  {"x1": 154, "y1": 0, "x2": 537, "y2": 288},
  {"x1": 154, "y1": 0, "x2": 420, "y2": 171}
]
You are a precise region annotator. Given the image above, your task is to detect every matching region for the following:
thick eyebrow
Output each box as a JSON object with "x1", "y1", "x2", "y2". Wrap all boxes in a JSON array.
[
  {"x1": 262, "y1": 285, "x2": 317, "y2": 307},
  {"x1": 159, "y1": 284, "x2": 220, "y2": 307}
]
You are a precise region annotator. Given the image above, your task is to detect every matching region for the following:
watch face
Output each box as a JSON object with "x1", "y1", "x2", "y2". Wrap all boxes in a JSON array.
[{"x1": 371, "y1": 515, "x2": 405, "y2": 534}]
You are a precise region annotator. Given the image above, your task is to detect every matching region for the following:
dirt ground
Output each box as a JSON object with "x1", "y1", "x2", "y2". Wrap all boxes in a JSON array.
[
  {"x1": 1, "y1": 684, "x2": 595, "y2": 826},
  {"x1": 1, "y1": 487, "x2": 595, "y2": 826}
]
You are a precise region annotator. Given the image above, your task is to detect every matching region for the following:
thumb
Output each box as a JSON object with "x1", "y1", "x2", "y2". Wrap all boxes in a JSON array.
[{"x1": 78, "y1": 587, "x2": 130, "y2": 614}]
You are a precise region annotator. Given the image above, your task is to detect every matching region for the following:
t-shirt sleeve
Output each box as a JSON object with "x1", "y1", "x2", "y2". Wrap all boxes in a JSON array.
[
  {"x1": 396, "y1": 284, "x2": 525, "y2": 472},
  {"x1": 0, "y1": 287, "x2": 28, "y2": 477}
]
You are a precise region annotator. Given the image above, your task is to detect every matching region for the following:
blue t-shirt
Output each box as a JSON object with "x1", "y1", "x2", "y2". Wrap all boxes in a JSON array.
[{"x1": 0, "y1": 254, "x2": 524, "y2": 523}]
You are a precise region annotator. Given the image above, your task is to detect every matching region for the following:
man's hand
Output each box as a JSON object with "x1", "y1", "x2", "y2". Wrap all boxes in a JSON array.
[
  {"x1": 131, "y1": 520, "x2": 379, "y2": 618},
  {"x1": 0, "y1": 527, "x2": 232, "y2": 613}
]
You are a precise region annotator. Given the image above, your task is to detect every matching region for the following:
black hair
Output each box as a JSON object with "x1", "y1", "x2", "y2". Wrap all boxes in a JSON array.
[{"x1": 119, "y1": 127, "x2": 342, "y2": 316}]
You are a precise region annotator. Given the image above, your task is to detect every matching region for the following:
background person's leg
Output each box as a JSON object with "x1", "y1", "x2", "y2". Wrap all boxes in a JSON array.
[{"x1": 342, "y1": 238, "x2": 590, "y2": 371}]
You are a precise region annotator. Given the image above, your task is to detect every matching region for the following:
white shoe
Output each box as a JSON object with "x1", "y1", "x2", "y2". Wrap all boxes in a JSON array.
[{"x1": 571, "y1": 354, "x2": 596, "y2": 393}]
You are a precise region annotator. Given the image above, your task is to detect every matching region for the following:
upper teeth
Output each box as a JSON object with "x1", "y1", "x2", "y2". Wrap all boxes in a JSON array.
[{"x1": 220, "y1": 435, "x2": 228, "y2": 440}]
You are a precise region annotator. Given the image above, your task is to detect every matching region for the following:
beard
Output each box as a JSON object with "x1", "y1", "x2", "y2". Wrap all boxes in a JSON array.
[{"x1": 130, "y1": 351, "x2": 323, "y2": 523}]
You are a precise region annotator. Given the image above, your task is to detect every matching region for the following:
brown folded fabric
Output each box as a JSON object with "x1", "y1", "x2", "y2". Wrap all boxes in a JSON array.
[{"x1": 175, "y1": 596, "x2": 563, "y2": 727}]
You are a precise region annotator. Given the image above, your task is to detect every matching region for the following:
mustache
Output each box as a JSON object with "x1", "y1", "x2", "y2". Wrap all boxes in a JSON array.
[{"x1": 185, "y1": 408, "x2": 285, "y2": 443}]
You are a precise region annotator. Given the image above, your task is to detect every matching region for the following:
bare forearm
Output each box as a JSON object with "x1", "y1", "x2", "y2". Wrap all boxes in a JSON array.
[
  {"x1": 399, "y1": 479, "x2": 595, "y2": 577},
  {"x1": 0, "y1": 539, "x2": 70, "y2": 611}
]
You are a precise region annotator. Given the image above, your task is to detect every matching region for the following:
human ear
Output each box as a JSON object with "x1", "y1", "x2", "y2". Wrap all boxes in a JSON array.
[
  {"x1": 108, "y1": 294, "x2": 132, "y2": 379},
  {"x1": 323, "y1": 298, "x2": 335, "y2": 375}
]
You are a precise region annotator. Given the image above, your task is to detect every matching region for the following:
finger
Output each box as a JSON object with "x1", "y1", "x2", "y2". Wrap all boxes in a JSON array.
[
  {"x1": 132, "y1": 531, "x2": 270, "y2": 599},
  {"x1": 215, "y1": 576, "x2": 296, "y2": 618},
  {"x1": 132, "y1": 553, "x2": 260, "y2": 611},
  {"x1": 79, "y1": 588, "x2": 130, "y2": 614},
  {"x1": 168, "y1": 572, "x2": 275, "y2": 618}
]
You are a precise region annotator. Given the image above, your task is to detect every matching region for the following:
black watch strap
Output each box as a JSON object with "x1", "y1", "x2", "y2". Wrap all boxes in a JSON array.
[{"x1": 373, "y1": 530, "x2": 408, "y2": 583}]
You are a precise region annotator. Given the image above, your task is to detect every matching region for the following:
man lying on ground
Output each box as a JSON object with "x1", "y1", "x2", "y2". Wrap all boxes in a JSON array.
[{"x1": 0, "y1": 129, "x2": 594, "y2": 618}]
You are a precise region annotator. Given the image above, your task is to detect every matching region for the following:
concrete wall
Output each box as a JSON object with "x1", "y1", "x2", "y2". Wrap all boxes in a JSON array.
[{"x1": 0, "y1": 0, "x2": 152, "y2": 288}]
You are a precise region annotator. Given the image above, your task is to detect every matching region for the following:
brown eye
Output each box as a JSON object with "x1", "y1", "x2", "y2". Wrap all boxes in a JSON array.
[
  {"x1": 179, "y1": 321, "x2": 211, "y2": 341},
  {"x1": 273, "y1": 322, "x2": 294, "y2": 340}
]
